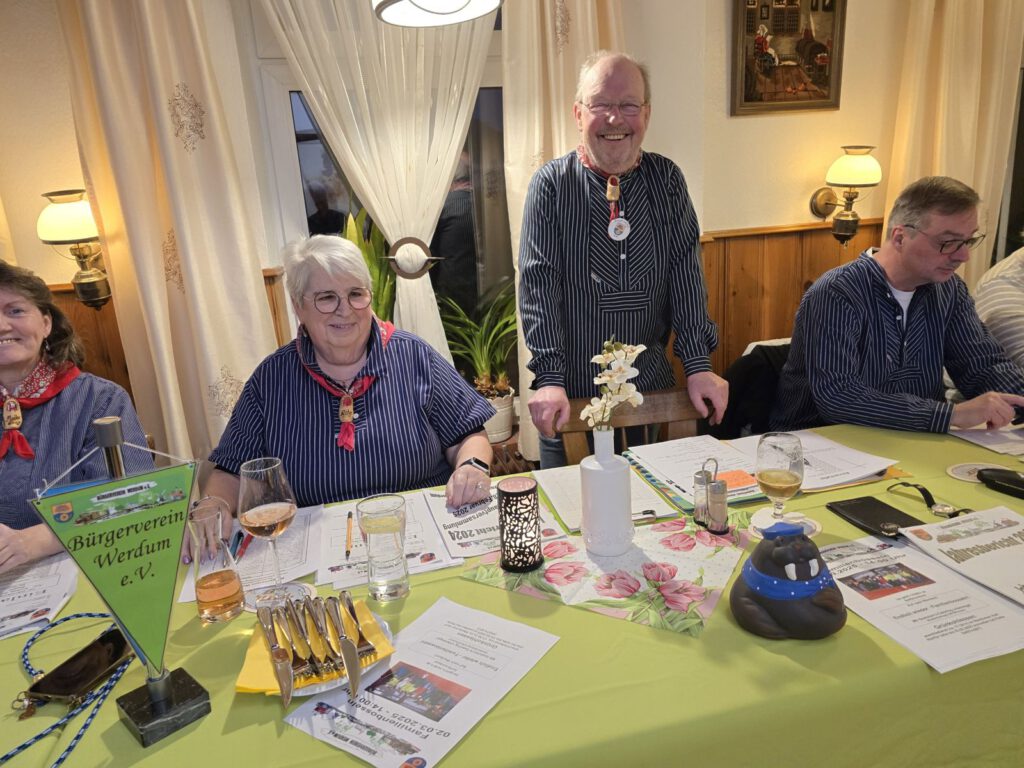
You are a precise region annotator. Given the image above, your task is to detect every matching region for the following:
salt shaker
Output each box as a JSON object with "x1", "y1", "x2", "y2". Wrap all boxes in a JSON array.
[{"x1": 707, "y1": 477, "x2": 730, "y2": 535}]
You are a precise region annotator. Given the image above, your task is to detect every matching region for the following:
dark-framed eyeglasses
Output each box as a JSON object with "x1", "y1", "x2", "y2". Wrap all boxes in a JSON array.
[
  {"x1": 581, "y1": 101, "x2": 647, "y2": 117},
  {"x1": 902, "y1": 224, "x2": 986, "y2": 255},
  {"x1": 306, "y1": 288, "x2": 372, "y2": 314}
]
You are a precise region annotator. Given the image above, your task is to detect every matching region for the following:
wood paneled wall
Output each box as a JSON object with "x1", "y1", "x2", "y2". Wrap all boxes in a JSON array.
[
  {"x1": 674, "y1": 218, "x2": 884, "y2": 382},
  {"x1": 48, "y1": 268, "x2": 290, "y2": 403}
]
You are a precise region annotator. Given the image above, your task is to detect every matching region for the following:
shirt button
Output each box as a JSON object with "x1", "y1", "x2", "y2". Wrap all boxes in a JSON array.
[{"x1": 620, "y1": 253, "x2": 626, "y2": 260}]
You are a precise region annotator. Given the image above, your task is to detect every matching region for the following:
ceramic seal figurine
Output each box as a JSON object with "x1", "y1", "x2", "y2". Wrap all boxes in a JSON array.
[{"x1": 730, "y1": 522, "x2": 846, "y2": 640}]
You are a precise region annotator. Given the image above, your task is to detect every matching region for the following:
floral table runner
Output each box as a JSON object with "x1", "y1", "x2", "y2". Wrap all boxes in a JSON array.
[{"x1": 463, "y1": 519, "x2": 747, "y2": 637}]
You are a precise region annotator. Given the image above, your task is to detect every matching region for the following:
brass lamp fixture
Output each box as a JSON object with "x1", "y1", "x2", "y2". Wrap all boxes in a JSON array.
[
  {"x1": 36, "y1": 189, "x2": 111, "y2": 309},
  {"x1": 809, "y1": 146, "x2": 883, "y2": 246},
  {"x1": 372, "y1": 0, "x2": 502, "y2": 27}
]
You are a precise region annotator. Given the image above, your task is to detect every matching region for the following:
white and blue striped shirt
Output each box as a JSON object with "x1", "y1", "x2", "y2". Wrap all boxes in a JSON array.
[
  {"x1": 1, "y1": 373, "x2": 152, "y2": 529},
  {"x1": 209, "y1": 323, "x2": 495, "y2": 505},
  {"x1": 518, "y1": 151, "x2": 718, "y2": 398},
  {"x1": 772, "y1": 250, "x2": 1024, "y2": 432},
  {"x1": 975, "y1": 248, "x2": 1024, "y2": 370}
]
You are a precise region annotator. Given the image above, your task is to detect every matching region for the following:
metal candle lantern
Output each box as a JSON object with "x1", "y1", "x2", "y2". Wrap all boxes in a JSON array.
[{"x1": 497, "y1": 477, "x2": 543, "y2": 572}]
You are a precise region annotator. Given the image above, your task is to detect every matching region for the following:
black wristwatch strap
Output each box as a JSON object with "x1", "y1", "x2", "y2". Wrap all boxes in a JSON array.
[{"x1": 459, "y1": 457, "x2": 490, "y2": 474}]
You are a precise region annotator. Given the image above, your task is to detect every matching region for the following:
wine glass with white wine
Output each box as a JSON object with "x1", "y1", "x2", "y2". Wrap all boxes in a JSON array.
[
  {"x1": 749, "y1": 433, "x2": 817, "y2": 536},
  {"x1": 237, "y1": 457, "x2": 306, "y2": 608}
]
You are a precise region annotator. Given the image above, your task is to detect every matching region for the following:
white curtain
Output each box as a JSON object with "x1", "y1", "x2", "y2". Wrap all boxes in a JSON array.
[
  {"x1": 885, "y1": 0, "x2": 1024, "y2": 288},
  {"x1": 261, "y1": 0, "x2": 496, "y2": 360},
  {"x1": 57, "y1": 0, "x2": 277, "y2": 459},
  {"x1": 502, "y1": 0, "x2": 624, "y2": 460}
]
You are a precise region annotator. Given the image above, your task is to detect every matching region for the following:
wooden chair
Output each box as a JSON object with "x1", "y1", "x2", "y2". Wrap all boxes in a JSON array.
[{"x1": 560, "y1": 387, "x2": 703, "y2": 464}]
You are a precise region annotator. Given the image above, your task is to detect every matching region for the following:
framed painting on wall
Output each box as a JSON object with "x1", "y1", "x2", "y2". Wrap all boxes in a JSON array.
[{"x1": 731, "y1": 0, "x2": 847, "y2": 115}]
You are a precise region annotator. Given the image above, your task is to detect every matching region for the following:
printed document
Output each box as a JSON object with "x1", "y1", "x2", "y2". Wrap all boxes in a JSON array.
[
  {"x1": 626, "y1": 435, "x2": 761, "y2": 504},
  {"x1": 729, "y1": 430, "x2": 897, "y2": 491},
  {"x1": 899, "y1": 507, "x2": 1024, "y2": 607},
  {"x1": 950, "y1": 426, "x2": 1024, "y2": 457},
  {"x1": 422, "y1": 487, "x2": 564, "y2": 558},
  {"x1": 0, "y1": 553, "x2": 77, "y2": 639},
  {"x1": 316, "y1": 492, "x2": 462, "y2": 589},
  {"x1": 286, "y1": 597, "x2": 558, "y2": 767},
  {"x1": 820, "y1": 537, "x2": 1024, "y2": 672}
]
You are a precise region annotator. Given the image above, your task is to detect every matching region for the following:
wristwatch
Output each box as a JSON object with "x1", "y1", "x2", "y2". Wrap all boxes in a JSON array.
[{"x1": 459, "y1": 457, "x2": 490, "y2": 474}]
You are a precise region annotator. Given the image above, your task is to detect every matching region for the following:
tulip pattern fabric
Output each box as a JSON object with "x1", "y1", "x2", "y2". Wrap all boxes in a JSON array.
[{"x1": 465, "y1": 520, "x2": 746, "y2": 637}]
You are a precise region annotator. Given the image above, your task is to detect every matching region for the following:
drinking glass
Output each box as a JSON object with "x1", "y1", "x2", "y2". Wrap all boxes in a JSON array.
[
  {"x1": 187, "y1": 496, "x2": 244, "y2": 622},
  {"x1": 356, "y1": 494, "x2": 410, "y2": 602},
  {"x1": 749, "y1": 432, "x2": 809, "y2": 535},
  {"x1": 238, "y1": 457, "x2": 301, "y2": 608}
]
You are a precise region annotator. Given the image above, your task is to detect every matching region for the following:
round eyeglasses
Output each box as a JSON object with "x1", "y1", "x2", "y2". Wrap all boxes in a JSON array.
[
  {"x1": 903, "y1": 224, "x2": 986, "y2": 255},
  {"x1": 306, "y1": 288, "x2": 372, "y2": 314},
  {"x1": 581, "y1": 101, "x2": 647, "y2": 117}
]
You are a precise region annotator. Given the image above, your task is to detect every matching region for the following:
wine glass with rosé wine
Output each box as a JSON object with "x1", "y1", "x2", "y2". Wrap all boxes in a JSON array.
[{"x1": 237, "y1": 457, "x2": 305, "y2": 608}]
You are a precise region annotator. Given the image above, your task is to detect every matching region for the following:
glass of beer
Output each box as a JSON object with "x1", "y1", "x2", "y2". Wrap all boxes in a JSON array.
[
  {"x1": 187, "y1": 496, "x2": 244, "y2": 622},
  {"x1": 238, "y1": 457, "x2": 300, "y2": 608},
  {"x1": 750, "y1": 432, "x2": 805, "y2": 532}
]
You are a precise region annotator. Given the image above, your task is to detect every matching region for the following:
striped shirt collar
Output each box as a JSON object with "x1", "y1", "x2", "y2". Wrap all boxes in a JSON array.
[{"x1": 297, "y1": 317, "x2": 390, "y2": 386}]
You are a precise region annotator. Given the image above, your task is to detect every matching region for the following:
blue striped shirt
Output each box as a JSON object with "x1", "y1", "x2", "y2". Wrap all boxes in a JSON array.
[
  {"x1": 208, "y1": 322, "x2": 495, "y2": 506},
  {"x1": 772, "y1": 250, "x2": 1024, "y2": 432},
  {"x1": 518, "y1": 151, "x2": 718, "y2": 399},
  {"x1": 1, "y1": 373, "x2": 153, "y2": 529},
  {"x1": 975, "y1": 248, "x2": 1024, "y2": 369}
]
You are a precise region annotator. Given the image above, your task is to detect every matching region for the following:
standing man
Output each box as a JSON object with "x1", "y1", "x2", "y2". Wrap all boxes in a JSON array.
[
  {"x1": 518, "y1": 51, "x2": 727, "y2": 467},
  {"x1": 772, "y1": 176, "x2": 1024, "y2": 433}
]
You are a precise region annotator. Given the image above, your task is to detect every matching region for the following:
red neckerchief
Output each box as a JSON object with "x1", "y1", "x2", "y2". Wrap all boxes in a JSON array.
[
  {"x1": 295, "y1": 321, "x2": 395, "y2": 452},
  {"x1": 576, "y1": 144, "x2": 642, "y2": 224},
  {"x1": 1, "y1": 362, "x2": 82, "y2": 460}
]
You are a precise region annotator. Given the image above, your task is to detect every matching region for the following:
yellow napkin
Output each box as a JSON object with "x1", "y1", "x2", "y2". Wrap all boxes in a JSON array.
[{"x1": 236, "y1": 599, "x2": 394, "y2": 695}]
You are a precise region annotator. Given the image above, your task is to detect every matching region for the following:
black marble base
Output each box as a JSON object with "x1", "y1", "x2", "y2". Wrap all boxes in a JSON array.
[{"x1": 115, "y1": 668, "x2": 210, "y2": 748}]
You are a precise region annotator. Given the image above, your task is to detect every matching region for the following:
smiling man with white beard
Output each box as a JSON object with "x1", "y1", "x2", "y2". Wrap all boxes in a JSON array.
[{"x1": 518, "y1": 51, "x2": 727, "y2": 468}]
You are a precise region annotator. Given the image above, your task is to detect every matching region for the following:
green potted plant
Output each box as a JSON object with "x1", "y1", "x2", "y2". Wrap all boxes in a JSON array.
[
  {"x1": 344, "y1": 208, "x2": 396, "y2": 321},
  {"x1": 439, "y1": 281, "x2": 517, "y2": 442}
]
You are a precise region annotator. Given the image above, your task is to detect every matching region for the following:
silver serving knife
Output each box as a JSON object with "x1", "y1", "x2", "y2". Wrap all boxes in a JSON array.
[
  {"x1": 326, "y1": 595, "x2": 362, "y2": 697},
  {"x1": 304, "y1": 597, "x2": 341, "y2": 674},
  {"x1": 256, "y1": 606, "x2": 294, "y2": 707},
  {"x1": 341, "y1": 590, "x2": 376, "y2": 653},
  {"x1": 286, "y1": 598, "x2": 325, "y2": 679}
]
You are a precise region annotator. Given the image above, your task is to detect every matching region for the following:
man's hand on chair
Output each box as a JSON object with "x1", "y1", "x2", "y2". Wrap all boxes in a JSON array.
[
  {"x1": 529, "y1": 386, "x2": 572, "y2": 437},
  {"x1": 687, "y1": 371, "x2": 729, "y2": 426}
]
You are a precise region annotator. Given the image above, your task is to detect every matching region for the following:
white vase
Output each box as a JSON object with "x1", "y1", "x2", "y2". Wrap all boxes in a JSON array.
[
  {"x1": 580, "y1": 427, "x2": 634, "y2": 557},
  {"x1": 484, "y1": 388, "x2": 515, "y2": 443}
]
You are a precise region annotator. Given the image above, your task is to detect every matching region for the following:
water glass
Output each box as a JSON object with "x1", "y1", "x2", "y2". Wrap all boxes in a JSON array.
[
  {"x1": 187, "y1": 496, "x2": 244, "y2": 623},
  {"x1": 356, "y1": 494, "x2": 410, "y2": 602}
]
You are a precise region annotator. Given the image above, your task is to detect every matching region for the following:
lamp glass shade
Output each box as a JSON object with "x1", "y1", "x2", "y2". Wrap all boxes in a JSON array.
[
  {"x1": 824, "y1": 146, "x2": 882, "y2": 188},
  {"x1": 36, "y1": 190, "x2": 100, "y2": 245},
  {"x1": 373, "y1": 0, "x2": 501, "y2": 27}
]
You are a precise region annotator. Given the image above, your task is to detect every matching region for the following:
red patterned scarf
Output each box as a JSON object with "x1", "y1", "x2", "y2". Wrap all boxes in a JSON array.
[
  {"x1": 1, "y1": 361, "x2": 82, "y2": 460},
  {"x1": 295, "y1": 321, "x2": 395, "y2": 452}
]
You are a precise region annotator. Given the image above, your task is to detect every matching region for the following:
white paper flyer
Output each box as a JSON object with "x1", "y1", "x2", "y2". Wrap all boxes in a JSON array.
[
  {"x1": 285, "y1": 597, "x2": 558, "y2": 766},
  {"x1": 899, "y1": 506, "x2": 1024, "y2": 607},
  {"x1": 422, "y1": 487, "x2": 565, "y2": 558},
  {"x1": 0, "y1": 552, "x2": 77, "y2": 639},
  {"x1": 820, "y1": 537, "x2": 1024, "y2": 673}
]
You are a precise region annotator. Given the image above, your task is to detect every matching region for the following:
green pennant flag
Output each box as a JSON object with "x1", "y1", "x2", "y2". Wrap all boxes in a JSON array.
[{"x1": 32, "y1": 463, "x2": 197, "y2": 673}]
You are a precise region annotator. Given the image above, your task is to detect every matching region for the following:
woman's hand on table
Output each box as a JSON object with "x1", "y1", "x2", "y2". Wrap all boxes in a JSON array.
[
  {"x1": 0, "y1": 524, "x2": 62, "y2": 574},
  {"x1": 445, "y1": 464, "x2": 491, "y2": 509}
]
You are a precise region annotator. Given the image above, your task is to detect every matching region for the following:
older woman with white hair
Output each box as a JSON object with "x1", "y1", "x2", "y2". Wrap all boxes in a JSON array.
[{"x1": 203, "y1": 235, "x2": 494, "y2": 523}]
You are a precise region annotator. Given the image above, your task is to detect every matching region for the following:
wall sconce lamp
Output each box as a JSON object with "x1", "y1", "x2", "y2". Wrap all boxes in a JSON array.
[
  {"x1": 36, "y1": 189, "x2": 111, "y2": 310},
  {"x1": 809, "y1": 146, "x2": 883, "y2": 246},
  {"x1": 372, "y1": 0, "x2": 502, "y2": 27}
]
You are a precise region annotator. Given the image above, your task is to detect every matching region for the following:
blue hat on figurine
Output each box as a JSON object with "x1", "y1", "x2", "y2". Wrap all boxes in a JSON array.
[{"x1": 759, "y1": 521, "x2": 804, "y2": 539}]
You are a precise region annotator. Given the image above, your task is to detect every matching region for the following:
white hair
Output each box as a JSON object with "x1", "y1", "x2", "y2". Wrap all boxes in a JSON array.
[{"x1": 282, "y1": 235, "x2": 372, "y2": 308}]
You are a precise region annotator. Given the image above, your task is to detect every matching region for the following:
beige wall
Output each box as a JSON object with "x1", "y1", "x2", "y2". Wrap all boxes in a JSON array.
[
  {"x1": 0, "y1": 0, "x2": 913, "y2": 287},
  {"x1": 626, "y1": 0, "x2": 908, "y2": 231},
  {"x1": 0, "y1": 0, "x2": 83, "y2": 282}
]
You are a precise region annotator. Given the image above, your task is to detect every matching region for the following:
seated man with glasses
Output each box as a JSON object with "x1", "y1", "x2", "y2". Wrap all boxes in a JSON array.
[
  {"x1": 203, "y1": 235, "x2": 495, "y2": 528},
  {"x1": 772, "y1": 175, "x2": 1024, "y2": 433}
]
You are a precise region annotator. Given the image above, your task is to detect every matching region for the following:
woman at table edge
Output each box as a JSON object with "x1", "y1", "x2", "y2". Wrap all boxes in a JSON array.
[
  {"x1": 196, "y1": 235, "x2": 494, "y2": 546},
  {"x1": 0, "y1": 262, "x2": 151, "y2": 573}
]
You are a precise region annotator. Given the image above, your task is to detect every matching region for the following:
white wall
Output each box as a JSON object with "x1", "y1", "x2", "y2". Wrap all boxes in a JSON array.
[
  {"x1": 0, "y1": 0, "x2": 84, "y2": 281},
  {"x1": 625, "y1": 0, "x2": 908, "y2": 232}
]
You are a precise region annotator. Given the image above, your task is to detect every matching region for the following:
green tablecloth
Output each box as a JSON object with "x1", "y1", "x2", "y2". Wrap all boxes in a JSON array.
[{"x1": 2, "y1": 425, "x2": 1022, "y2": 767}]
